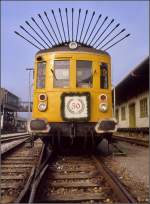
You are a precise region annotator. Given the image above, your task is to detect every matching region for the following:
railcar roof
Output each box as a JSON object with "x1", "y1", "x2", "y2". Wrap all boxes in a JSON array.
[{"x1": 36, "y1": 45, "x2": 110, "y2": 56}]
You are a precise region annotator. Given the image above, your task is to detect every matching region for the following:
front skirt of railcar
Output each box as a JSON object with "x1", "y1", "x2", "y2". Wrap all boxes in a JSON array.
[
  {"x1": 28, "y1": 120, "x2": 117, "y2": 150},
  {"x1": 28, "y1": 92, "x2": 117, "y2": 149}
]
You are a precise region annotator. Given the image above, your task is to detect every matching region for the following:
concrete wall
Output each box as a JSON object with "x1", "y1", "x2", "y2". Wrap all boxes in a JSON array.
[{"x1": 116, "y1": 91, "x2": 149, "y2": 128}]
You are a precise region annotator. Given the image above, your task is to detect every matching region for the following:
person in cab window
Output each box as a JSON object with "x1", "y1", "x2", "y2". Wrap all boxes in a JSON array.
[{"x1": 100, "y1": 63, "x2": 108, "y2": 89}]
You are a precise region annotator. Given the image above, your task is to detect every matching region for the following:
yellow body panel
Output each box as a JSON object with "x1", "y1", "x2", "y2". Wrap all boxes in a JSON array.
[{"x1": 32, "y1": 51, "x2": 112, "y2": 122}]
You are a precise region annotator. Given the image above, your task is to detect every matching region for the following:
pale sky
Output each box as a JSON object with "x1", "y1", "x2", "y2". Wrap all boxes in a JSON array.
[{"x1": 1, "y1": 1, "x2": 149, "y2": 102}]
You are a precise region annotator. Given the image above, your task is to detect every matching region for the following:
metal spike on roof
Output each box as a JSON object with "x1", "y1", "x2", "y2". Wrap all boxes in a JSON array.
[
  {"x1": 59, "y1": 8, "x2": 67, "y2": 42},
  {"x1": 14, "y1": 8, "x2": 130, "y2": 51},
  {"x1": 65, "y1": 8, "x2": 70, "y2": 42},
  {"x1": 79, "y1": 10, "x2": 88, "y2": 42},
  {"x1": 72, "y1": 8, "x2": 74, "y2": 41},
  {"x1": 76, "y1": 9, "x2": 81, "y2": 42}
]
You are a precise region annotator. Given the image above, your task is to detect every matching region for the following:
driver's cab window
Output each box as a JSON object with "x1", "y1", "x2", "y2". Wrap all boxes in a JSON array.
[
  {"x1": 100, "y1": 63, "x2": 108, "y2": 89},
  {"x1": 53, "y1": 60, "x2": 70, "y2": 88},
  {"x1": 76, "y1": 60, "x2": 92, "y2": 88}
]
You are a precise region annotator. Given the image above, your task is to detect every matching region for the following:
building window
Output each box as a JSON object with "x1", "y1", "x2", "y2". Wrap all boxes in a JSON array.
[
  {"x1": 100, "y1": 63, "x2": 108, "y2": 89},
  {"x1": 121, "y1": 106, "x2": 126, "y2": 120},
  {"x1": 53, "y1": 60, "x2": 70, "y2": 88},
  {"x1": 140, "y1": 98, "x2": 148, "y2": 118},
  {"x1": 76, "y1": 60, "x2": 92, "y2": 88}
]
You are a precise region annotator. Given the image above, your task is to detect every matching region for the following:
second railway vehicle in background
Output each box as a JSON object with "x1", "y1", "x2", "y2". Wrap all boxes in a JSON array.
[
  {"x1": 0, "y1": 88, "x2": 27, "y2": 133},
  {"x1": 15, "y1": 8, "x2": 130, "y2": 148},
  {"x1": 0, "y1": 88, "x2": 19, "y2": 133}
]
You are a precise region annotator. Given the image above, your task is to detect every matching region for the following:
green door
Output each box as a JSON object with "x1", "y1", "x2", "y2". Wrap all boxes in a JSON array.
[
  {"x1": 129, "y1": 103, "x2": 136, "y2": 127},
  {"x1": 116, "y1": 109, "x2": 119, "y2": 122}
]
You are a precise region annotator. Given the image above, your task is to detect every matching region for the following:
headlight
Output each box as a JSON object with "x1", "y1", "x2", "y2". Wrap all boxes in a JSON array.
[
  {"x1": 69, "y1": 42, "x2": 78, "y2": 49},
  {"x1": 39, "y1": 94, "x2": 47, "y2": 101},
  {"x1": 99, "y1": 103, "x2": 108, "y2": 112},
  {"x1": 99, "y1": 94, "x2": 107, "y2": 101},
  {"x1": 38, "y1": 102, "x2": 47, "y2": 111}
]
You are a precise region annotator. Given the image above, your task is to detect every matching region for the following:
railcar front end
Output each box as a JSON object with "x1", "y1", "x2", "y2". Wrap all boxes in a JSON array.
[{"x1": 28, "y1": 45, "x2": 117, "y2": 148}]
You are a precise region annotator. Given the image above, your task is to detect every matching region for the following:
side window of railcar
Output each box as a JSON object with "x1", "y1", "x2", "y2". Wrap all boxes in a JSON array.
[
  {"x1": 37, "y1": 62, "x2": 46, "y2": 89},
  {"x1": 53, "y1": 60, "x2": 70, "y2": 88},
  {"x1": 76, "y1": 60, "x2": 92, "y2": 88},
  {"x1": 100, "y1": 63, "x2": 108, "y2": 89}
]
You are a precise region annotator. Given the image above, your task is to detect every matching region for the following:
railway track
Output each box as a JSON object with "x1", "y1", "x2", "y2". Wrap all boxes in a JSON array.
[
  {"x1": 1, "y1": 132, "x2": 29, "y2": 143},
  {"x1": 1, "y1": 134, "x2": 139, "y2": 203},
  {"x1": 1, "y1": 134, "x2": 31, "y2": 155},
  {"x1": 112, "y1": 134, "x2": 149, "y2": 147},
  {"x1": 29, "y1": 151, "x2": 137, "y2": 203},
  {"x1": 1, "y1": 138, "x2": 43, "y2": 204}
]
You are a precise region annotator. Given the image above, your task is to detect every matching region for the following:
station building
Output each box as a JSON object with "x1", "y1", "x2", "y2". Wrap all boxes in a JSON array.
[{"x1": 114, "y1": 56, "x2": 149, "y2": 128}]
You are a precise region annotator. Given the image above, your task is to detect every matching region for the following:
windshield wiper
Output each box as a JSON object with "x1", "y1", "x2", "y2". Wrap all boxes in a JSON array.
[{"x1": 50, "y1": 69, "x2": 57, "y2": 80}]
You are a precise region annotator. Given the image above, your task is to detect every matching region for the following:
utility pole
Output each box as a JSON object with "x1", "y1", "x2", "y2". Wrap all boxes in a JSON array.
[
  {"x1": 26, "y1": 68, "x2": 33, "y2": 120},
  {"x1": 113, "y1": 85, "x2": 116, "y2": 118}
]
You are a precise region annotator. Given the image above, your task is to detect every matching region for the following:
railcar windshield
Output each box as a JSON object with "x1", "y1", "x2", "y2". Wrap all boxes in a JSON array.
[
  {"x1": 76, "y1": 60, "x2": 92, "y2": 88},
  {"x1": 100, "y1": 63, "x2": 108, "y2": 89},
  {"x1": 37, "y1": 62, "x2": 46, "y2": 89},
  {"x1": 53, "y1": 60, "x2": 70, "y2": 88}
]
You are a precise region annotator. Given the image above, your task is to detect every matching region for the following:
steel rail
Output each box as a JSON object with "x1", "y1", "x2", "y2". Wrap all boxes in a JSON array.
[
  {"x1": 5, "y1": 141, "x2": 45, "y2": 203},
  {"x1": 15, "y1": 143, "x2": 46, "y2": 203},
  {"x1": 1, "y1": 137, "x2": 30, "y2": 156},
  {"x1": 2, "y1": 138, "x2": 43, "y2": 203},
  {"x1": 28, "y1": 151, "x2": 137, "y2": 203},
  {"x1": 1, "y1": 134, "x2": 30, "y2": 143},
  {"x1": 15, "y1": 167, "x2": 36, "y2": 203},
  {"x1": 1, "y1": 132, "x2": 28, "y2": 138},
  {"x1": 93, "y1": 156, "x2": 137, "y2": 203},
  {"x1": 29, "y1": 164, "x2": 48, "y2": 203},
  {"x1": 28, "y1": 145, "x2": 53, "y2": 203},
  {"x1": 112, "y1": 135, "x2": 149, "y2": 147}
]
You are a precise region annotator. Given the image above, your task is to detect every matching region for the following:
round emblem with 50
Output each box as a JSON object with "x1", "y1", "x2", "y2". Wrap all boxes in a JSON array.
[{"x1": 67, "y1": 98, "x2": 85, "y2": 114}]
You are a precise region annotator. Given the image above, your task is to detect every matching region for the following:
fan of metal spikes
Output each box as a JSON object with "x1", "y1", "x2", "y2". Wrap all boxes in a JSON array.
[{"x1": 14, "y1": 8, "x2": 130, "y2": 51}]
